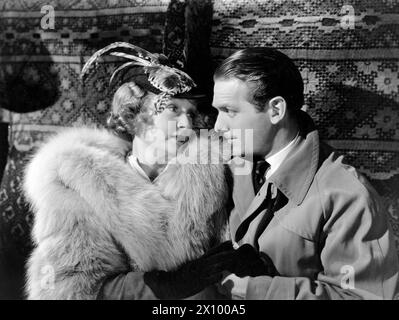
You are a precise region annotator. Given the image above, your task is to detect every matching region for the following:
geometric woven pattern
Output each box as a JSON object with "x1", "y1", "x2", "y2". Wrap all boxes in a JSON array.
[
  {"x1": 1, "y1": 0, "x2": 399, "y2": 298},
  {"x1": 0, "y1": 0, "x2": 168, "y2": 299},
  {"x1": 159, "y1": 0, "x2": 399, "y2": 256},
  {"x1": 208, "y1": 0, "x2": 399, "y2": 253},
  {"x1": 164, "y1": 0, "x2": 399, "y2": 255}
]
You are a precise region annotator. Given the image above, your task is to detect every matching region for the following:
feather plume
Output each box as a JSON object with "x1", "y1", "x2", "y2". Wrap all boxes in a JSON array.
[
  {"x1": 81, "y1": 42, "x2": 157, "y2": 79},
  {"x1": 146, "y1": 65, "x2": 195, "y2": 94},
  {"x1": 109, "y1": 62, "x2": 139, "y2": 85},
  {"x1": 81, "y1": 41, "x2": 196, "y2": 95},
  {"x1": 109, "y1": 52, "x2": 152, "y2": 66}
]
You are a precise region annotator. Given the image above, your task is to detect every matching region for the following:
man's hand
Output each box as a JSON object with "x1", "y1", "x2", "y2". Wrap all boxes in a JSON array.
[
  {"x1": 201, "y1": 241, "x2": 278, "y2": 278},
  {"x1": 218, "y1": 242, "x2": 278, "y2": 278}
]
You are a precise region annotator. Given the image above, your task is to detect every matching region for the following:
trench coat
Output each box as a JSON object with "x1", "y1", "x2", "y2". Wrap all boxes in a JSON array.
[{"x1": 227, "y1": 111, "x2": 399, "y2": 300}]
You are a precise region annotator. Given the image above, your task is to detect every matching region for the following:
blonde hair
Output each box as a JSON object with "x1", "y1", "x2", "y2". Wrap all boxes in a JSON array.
[
  {"x1": 107, "y1": 82, "x2": 208, "y2": 141},
  {"x1": 107, "y1": 82, "x2": 155, "y2": 141}
]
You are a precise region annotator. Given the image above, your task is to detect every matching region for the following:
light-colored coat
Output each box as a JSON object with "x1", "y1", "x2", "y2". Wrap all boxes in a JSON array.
[
  {"x1": 229, "y1": 112, "x2": 399, "y2": 300},
  {"x1": 24, "y1": 127, "x2": 231, "y2": 299}
]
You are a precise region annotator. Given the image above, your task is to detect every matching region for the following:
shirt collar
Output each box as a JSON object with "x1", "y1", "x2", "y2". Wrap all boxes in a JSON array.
[
  {"x1": 268, "y1": 111, "x2": 320, "y2": 206},
  {"x1": 265, "y1": 132, "x2": 299, "y2": 180},
  {"x1": 129, "y1": 137, "x2": 172, "y2": 182},
  {"x1": 127, "y1": 154, "x2": 152, "y2": 182}
]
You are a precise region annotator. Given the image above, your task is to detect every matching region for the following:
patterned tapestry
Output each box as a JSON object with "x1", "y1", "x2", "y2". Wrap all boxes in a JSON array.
[
  {"x1": 0, "y1": 0, "x2": 168, "y2": 299},
  {"x1": 216, "y1": 0, "x2": 399, "y2": 253},
  {"x1": 165, "y1": 0, "x2": 399, "y2": 253},
  {"x1": 1, "y1": 0, "x2": 398, "y2": 299}
]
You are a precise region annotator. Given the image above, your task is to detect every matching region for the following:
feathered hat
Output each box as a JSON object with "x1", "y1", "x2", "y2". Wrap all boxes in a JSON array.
[{"x1": 80, "y1": 42, "x2": 205, "y2": 99}]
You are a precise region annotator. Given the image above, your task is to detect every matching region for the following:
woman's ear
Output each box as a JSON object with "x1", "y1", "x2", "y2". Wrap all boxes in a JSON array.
[{"x1": 267, "y1": 96, "x2": 287, "y2": 125}]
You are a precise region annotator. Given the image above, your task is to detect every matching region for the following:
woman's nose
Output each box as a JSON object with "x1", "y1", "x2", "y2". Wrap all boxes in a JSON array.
[{"x1": 177, "y1": 113, "x2": 192, "y2": 129}]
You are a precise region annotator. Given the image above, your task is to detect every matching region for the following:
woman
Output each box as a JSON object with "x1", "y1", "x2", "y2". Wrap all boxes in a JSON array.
[{"x1": 23, "y1": 43, "x2": 232, "y2": 299}]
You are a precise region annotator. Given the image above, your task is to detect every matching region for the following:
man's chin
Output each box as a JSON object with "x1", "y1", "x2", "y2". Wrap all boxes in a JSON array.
[{"x1": 230, "y1": 144, "x2": 254, "y2": 161}]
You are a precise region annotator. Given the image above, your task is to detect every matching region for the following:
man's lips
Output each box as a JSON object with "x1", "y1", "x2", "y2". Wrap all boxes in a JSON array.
[
  {"x1": 225, "y1": 137, "x2": 238, "y2": 143},
  {"x1": 222, "y1": 132, "x2": 237, "y2": 141}
]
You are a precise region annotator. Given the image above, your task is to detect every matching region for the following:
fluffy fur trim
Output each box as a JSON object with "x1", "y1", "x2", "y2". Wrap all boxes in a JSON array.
[{"x1": 24, "y1": 127, "x2": 230, "y2": 299}]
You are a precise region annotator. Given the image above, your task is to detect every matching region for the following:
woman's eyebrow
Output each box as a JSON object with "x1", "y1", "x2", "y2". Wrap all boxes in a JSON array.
[{"x1": 181, "y1": 105, "x2": 197, "y2": 113}]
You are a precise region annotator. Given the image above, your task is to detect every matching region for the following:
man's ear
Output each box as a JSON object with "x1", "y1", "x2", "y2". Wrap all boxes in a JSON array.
[{"x1": 267, "y1": 96, "x2": 287, "y2": 124}]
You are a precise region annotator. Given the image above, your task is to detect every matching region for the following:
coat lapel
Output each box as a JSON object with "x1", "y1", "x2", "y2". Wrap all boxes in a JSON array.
[
  {"x1": 229, "y1": 158, "x2": 255, "y2": 221},
  {"x1": 240, "y1": 180, "x2": 270, "y2": 223},
  {"x1": 232, "y1": 111, "x2": 321, "y2": 242}
]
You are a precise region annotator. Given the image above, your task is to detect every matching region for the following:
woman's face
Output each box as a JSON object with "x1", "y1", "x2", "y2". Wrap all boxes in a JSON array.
[{"x1": 140, "y1": 95, "x2": 198, "y2": 160}]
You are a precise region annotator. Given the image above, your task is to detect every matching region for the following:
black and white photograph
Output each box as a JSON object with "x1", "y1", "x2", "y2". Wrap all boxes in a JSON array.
[{"x1": 0, "y1": 0, "x2": 398, "y2": 304}]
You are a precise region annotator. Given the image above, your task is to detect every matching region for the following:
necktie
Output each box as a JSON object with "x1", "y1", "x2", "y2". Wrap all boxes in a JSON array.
[
  {"x1": 253, "y1": 187, "x2": 287, "y2": 250},
  {"x1": 235, "y1": 183, "x2": 273, "y2": 243},
  {"x1": 252, "y1": 159, "x2": 270, "y2": 195},
  {"x1": 235, "y1": 183, "x2": 288, "y2": 247}
]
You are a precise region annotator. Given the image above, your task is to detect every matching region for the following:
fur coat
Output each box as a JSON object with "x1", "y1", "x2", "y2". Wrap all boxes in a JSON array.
[{"x1": 23, "y1": 127, "x2": 231, "y2": 299}]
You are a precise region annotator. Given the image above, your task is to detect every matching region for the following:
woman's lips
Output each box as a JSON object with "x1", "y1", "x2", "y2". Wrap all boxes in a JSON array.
[{"x1": 175, "y1": 135, "x2": 190, "y2": 144}]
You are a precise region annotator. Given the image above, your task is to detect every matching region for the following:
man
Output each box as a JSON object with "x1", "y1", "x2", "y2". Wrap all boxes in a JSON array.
[
  {"x1": 99, "y1": 48, "x2": 399, "y2": 300},
  {"x1": 210, "y1": 48, "x2": 399, "y2": 299}
]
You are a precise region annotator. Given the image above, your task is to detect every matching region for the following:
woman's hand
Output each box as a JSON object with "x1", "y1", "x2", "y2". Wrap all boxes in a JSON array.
[{"x1": 143, "y1": 241, "x2": 278, "y2": 299}]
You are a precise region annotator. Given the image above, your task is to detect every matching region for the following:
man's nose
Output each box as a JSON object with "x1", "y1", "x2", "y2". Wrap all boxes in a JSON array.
[{"x1": 214, "y1": 114, "x2": 227, "y2": 133}]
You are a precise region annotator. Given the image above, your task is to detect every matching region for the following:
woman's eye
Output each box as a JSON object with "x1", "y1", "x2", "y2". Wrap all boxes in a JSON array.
[{"x1": 167, "y1": 105, "x2": 178, "y2": 113}]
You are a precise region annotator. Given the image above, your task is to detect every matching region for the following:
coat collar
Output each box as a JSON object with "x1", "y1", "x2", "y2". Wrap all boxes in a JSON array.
[{"x1": 268, "y1": 111, "x2": 320, "y2": 206}]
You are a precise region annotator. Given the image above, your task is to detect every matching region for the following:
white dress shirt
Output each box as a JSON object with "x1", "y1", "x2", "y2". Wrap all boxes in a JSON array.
[
  {"x1": 127, "y1": 153, "x2": 173, "y2": 182},
  {"x1": 127, "y1": 154, "x2": 152, "y2": 181},
  {"x1": 265, "y1": 132, "x2": 299, "y2": 180}
]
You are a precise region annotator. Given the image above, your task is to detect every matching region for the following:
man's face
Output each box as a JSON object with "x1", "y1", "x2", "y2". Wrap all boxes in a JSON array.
[
  {"x1": 142, "y1": 96, "x2": 197, "y2": 160},
  {"x1": 213, "y1": 78, "x2": 275, "y2": 159}
]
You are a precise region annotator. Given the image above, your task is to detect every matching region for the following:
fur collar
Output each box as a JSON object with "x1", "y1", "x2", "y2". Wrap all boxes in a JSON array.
[{"x1": 24, "y1": 127, "x2": 230, "y2": 299}]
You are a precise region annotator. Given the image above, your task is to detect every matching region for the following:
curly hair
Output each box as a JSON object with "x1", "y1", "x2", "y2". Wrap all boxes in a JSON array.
[
  {"x1": 106, "y1": 82, "x2": 156, "y2": 142},
  {"x1": 107, "y1": 82, "x2": 216, "y2": 142}
]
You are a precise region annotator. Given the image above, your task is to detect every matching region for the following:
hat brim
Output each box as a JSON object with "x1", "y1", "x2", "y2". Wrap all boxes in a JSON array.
[
  {"x1": 118, "y1": 70, "x2": 207, "y2": 99},
  {"x1": 173, "y1": 91, "x2": 207, "y2": 99}
]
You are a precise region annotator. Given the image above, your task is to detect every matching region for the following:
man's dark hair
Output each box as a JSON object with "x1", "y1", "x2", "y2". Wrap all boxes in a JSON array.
[{"x1": 214, "y1": 48, "x2": 304, "y2": 113}]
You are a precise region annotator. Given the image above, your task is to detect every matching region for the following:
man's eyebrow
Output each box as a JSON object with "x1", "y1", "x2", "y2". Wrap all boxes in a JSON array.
[{"x1": 212, "y1": 104, "x2": 230, "y2": 110}]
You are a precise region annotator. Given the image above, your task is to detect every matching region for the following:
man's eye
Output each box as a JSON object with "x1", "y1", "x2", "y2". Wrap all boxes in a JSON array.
[
  {"x1": 219, "y1": 107, "x2": 235, "y2": 114},
  {"x1": 226, "y1": 109, "x2": 237, "y2": 117}
]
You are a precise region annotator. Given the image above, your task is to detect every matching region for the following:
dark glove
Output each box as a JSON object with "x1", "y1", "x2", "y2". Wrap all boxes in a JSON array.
[
  {"x1": 143, "y1": 242, "x2": 235, "y2": 300},
  {"x1": 144, "y1": 241, "x2": 278, "y2": 300},
  {"x1": 224, "y1": 243, "x2": 278, "y2": 277},
  {"x1": 201, "y1": 241, "x2": 278, "y2": 278}
]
